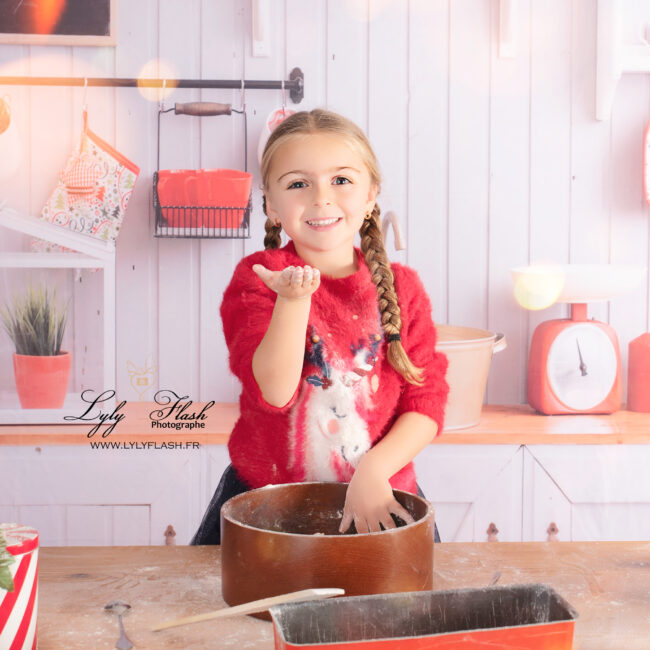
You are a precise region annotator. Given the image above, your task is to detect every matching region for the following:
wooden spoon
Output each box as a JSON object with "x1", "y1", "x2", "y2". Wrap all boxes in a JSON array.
[{"x1": 151, "y1": 587, "x2": 345, "y2": 632}]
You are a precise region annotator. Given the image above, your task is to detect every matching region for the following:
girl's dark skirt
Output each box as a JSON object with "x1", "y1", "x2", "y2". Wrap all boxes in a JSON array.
[{"x1": 190, "y1": 464, "x2": 442, "y2": 545}]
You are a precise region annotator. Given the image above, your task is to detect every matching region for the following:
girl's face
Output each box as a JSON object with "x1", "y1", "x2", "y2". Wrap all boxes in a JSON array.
[{"x1": 264, "y1": 132, "x2": 378, "y2": 269}]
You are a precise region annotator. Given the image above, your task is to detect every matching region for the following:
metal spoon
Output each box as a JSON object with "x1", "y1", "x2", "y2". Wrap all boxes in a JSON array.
[{"x1": 104, "y1": 600, "x2": 134, "y2": 650}]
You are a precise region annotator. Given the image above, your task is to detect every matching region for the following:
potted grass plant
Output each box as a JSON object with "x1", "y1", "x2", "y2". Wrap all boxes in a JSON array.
[{"x1": 0, "y1": 284, "x2": 71, "y2": 409}]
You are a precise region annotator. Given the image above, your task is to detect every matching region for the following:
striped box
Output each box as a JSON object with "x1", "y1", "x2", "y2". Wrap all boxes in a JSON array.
[{"x1": 0, "y1": 524, "x2": 38, "y2": 650}]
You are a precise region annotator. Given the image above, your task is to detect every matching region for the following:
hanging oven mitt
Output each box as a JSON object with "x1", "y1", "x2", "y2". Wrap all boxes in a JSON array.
[{"x1": 34, "y1": 110, "x2": 140, "y2": 251}]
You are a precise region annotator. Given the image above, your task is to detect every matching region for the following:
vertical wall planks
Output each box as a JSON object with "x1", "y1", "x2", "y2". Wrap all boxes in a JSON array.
[
  {"x1": 0, "y1": 48, "x2": 30, "y2": 392},
  {"x1": 528, "y1": 0, "x2": 572, "y2": 383},
  {"x1": 0, "y1": 47, "x2": 30, "y2": 252},
  {"x1": 486, "y1": 0, "x2": 531, "y2": 404},
  {"x1": 27, "y1": 47, "x2": 72, "y2": 217},
  {"x1": 2, "y1": 0, "x2": 650, "y2": 408},
  {"x1": 241, "y1": 0, "x2": 286, "y2": 259},
  {"x1": 286, "y1": 0, "x2": 326, "y2": 110},
  {"x1": 156, "y1": 0, "x2": 202, "y2": 399},
  {"x1": 609, "y1": 75, "x2": 650, "y2": 401},
  {"x1": 326, "y1": 0, "x2": 368, "y2": 130},
  {"x1": 570, "y1": 0, "x2": 611, "y2": 326},
  {"x1": 25, "y1": 48, "x2": 75, "y2": 390},
  {"x1": 114, "y1": 0, "x2": 160, "y2": 403},
  {"x1": 448, "y1": 0, "x2": 491, "y2": 329},
  {"x1": 407, "y1": 0, "x2": 449, "y2": 324},
  {"x1": 198, "y1": 0, "x2": 245, "y2": 402},
  {"x1": 71, "y1": 47, "x2": 115, "y2": 400},
  {"x1": 368, "y1": 0, "x2": 408, "y2": 266}
]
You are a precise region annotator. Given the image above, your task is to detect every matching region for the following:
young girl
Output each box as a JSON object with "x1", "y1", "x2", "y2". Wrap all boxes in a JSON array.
[{"x1": 191, "y1": 108, "x2": 448, "y2": 544}]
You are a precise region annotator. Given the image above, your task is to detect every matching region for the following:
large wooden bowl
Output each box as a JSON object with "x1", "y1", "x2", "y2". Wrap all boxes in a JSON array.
[{"x1": 220, "y1": 482, "x2": 435, "y2": 619}]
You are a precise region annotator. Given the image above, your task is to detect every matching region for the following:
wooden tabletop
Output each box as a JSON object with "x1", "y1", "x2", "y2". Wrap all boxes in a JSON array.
[
  {"x1": 2, "y1": 403, "x2": 650, "y2": 445},
  {"x1": 36, "y1": 542, "x2": 650, "y2": 649}
]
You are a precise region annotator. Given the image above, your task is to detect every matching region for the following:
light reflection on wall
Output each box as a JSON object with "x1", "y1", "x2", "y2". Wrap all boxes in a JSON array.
[
  {"x1": 0, "y1": 97, "x2": 23, "y2": 179},
  {"x1": 137, "y1": 59, "x2": 178, "y2": 103}
]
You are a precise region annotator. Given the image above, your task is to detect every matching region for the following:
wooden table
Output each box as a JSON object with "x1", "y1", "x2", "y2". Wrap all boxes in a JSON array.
[{"x1": 37, "y1": 542, "x2": 650, "y2": 649}]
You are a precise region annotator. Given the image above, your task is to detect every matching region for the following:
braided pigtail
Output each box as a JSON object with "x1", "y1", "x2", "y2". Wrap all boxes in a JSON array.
[
  {"x1": 261, "y1": 194, "x2": 282, "y2": 250},
  {"x1": 360, "y1": 204, "x2": 425, "y2": 386}
]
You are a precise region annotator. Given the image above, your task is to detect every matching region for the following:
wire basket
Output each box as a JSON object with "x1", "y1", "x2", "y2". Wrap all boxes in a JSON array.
[
  {"x1": 153, "y1": 171, "x2": 251, "y2": 238},
  {"x1": 153, "y1": 101, "x2": 251, "y2": 239}
]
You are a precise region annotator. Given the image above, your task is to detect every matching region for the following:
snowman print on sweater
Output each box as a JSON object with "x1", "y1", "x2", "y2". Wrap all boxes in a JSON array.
[{"x1": 287, "y1": 326, "x2": 382, "y2": 482}]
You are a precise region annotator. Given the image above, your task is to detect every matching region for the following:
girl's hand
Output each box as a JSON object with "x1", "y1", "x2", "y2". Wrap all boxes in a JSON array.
[
  {"x1": 252, "y1": 264, "x2": 321, "y2": 301},
  {"x1": 339, "y1": 456, "x2": 415, "y2": 534}
]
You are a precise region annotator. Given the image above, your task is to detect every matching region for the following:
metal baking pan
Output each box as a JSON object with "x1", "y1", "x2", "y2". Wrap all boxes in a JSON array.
[{"x1": 270, "y1": 583, "x2": 578, "y2": 649}]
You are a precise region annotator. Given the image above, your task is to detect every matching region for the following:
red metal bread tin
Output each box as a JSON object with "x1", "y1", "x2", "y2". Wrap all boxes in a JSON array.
[{"x1": 270, "y1": 584, "x2": 578, "y2": 649}]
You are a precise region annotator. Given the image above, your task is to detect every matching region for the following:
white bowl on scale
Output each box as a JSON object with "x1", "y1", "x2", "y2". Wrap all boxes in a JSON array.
[{"x1": 510, "y1": 264, "x2": 646, "y2": 310}]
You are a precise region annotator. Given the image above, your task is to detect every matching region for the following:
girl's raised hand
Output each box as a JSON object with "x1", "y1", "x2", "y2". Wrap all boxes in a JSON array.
[{"x1": 252, "y1": 264, "x2": 321, "y2": 300}]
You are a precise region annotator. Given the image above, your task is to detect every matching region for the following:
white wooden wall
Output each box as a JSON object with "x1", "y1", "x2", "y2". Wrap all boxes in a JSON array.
[{"x1": 1, "y1": 0, "x2": 649, "y2": 407}]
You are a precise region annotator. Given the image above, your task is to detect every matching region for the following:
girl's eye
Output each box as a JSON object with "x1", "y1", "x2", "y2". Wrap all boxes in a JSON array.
[
  {"x1": 333, "y1": 177, "x2": 351, "y2": 185},
  {"x1": 287, "y1": 180, "x2": 307, "y2": 189}
]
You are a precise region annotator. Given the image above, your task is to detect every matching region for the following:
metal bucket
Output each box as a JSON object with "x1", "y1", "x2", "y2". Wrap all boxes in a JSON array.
[{"x1": 436, "y1": 325, "x2": 507, "y2": 430}]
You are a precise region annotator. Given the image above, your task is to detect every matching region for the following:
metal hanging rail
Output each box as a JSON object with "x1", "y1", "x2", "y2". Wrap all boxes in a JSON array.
[{"x1": 0, "y1": 66, "x2": 304, "y2": 103}]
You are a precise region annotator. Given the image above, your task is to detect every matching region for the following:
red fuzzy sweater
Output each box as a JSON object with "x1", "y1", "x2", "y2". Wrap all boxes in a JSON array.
[{"x1": 221, "y1": 241, "x2": 449, "y2": 494}]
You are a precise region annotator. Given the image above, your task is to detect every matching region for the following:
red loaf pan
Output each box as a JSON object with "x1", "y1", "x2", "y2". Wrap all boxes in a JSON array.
[
  {"x1": 220, "y1": 482, "x2": 435, "y2": 621},
  {"x1": 269, "y1": 584, "x2": 579, "y2": 649}
]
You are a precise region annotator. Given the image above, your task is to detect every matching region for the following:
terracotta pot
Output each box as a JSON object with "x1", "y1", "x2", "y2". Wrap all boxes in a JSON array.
[
  {"x1": 13, "y1": 351, "x2": 71, "y2": 409},
  {"x1": 221, "y1": 482, "x2": 435, "y2": 621}
]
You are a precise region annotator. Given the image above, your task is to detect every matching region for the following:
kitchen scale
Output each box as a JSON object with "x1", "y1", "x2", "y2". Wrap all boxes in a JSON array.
[{"x1": 511, "y1": 264, "x2": 645, "y2": 414}]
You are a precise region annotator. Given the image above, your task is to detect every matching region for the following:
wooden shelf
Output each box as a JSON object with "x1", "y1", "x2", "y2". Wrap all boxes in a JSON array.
[{"x1": 1, "y1": 402, "x2": 649, "y2": 446}]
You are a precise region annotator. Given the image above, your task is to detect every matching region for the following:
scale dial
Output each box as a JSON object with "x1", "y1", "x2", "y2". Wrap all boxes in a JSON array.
[{"x1": 547, "y1": 324, "x2": 618, "y2": 410}]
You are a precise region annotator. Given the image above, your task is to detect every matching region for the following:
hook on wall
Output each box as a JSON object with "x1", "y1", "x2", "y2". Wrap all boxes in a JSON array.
[
  {"x1": 82, "y1": 77, "x2": 88, "y2": 112},
  {"x1": 240, "y1": 79, "x2": 246, "y2": 112}
]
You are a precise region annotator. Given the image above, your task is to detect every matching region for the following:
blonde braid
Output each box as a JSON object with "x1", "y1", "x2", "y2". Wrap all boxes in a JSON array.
[
  {"x1": 360, "y1": 204, "x2": 425, "y2": 386},
  {"x1": 261, "y1": 195, "x2": 282, "y2": 250}
]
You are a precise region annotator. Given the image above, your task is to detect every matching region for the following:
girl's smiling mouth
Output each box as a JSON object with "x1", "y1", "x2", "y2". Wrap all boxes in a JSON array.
[{"x1": 306, "y1": 217, "x2": 343, "y2": 228}]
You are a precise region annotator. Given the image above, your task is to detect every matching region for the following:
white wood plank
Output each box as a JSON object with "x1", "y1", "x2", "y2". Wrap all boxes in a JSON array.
[
  {"x1": 522, "y1": 447, "x2": 572, "y2": 542},
  {"x1": 18, "y1": 504, "x2": 66, "y2": 546},
  {"x1": 326, "y1": 0, "x2": 368, "y2": 129},
  {"x1": 0, "y1": 45, "x2": 30, "y2": 253},
  {"x1": 0, "y1": 506, "x2": 19, "y2": 524},
  {"x1": 429, "y1": 502, "x2": 473, "y2": 543},
  {"x1": 241, "y1": 0, "x2": 287, "y2": 259},
  {"x1": 570, "y1": 0, "x2": 610, "y2": 327},
  {"x1": 286, "y1": 0, "x2": 326, "y2": 109},
  {"x1": 198, "y1": 0, "x2": 245, "y2": 403},
  {"x1": 0, "y1": 208, "x2": 115, "y2": 257},
  {"x1": 608, "y1": 73, "x2": 650, "y2": 402},
  {"x1": 113, "y1": 0, "x2": 159, "y2": 403},
  {"x1": 2, "y1": 446, "x2": 201, "y2": 545},
  {"x1": 0, "y1": 252, "x2": 109, "y2": 268},
  {"x1": 67, "y1": 505, "x2": 111, "y2": 545},
  {"x1": 157, "y1": 0, "x2": 202, "y2": 398},
  {"x1": 573, "y1": 503, "x2": 650, "y2": 541},
  {"x1": 27, "y1": 47, "x2": 73, "y2": 218},
  {"x1": 413, "y1": 444, "x2": 521, "y2": 503},
  {"x1": 447, "y1": 0, "x2": 490, "y2": 329},
  {"x1": 368, "y1": 0, "x2": 408, "y2": 267},
  {"x1": 527, "y1": 0, "x2": 573, "y2": 405},
  {"x1": 528, "y1": 445, "x2": 650, "y2": 504},
  {"x1": 71, "y1": 46, "x2": 115, "y2": 403},
  {"x1": 486, "y1": 0, "x2": 531, "y2": 405},
  {"x1": 407, "y1": 0, "x2": 449, "y2": 323},
  {"x1": 113, "y1": 505, "x2": 150, "y2": 545},
  {"x1": 472, "y1": 448, "x2": 523, "y2": 542}
]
